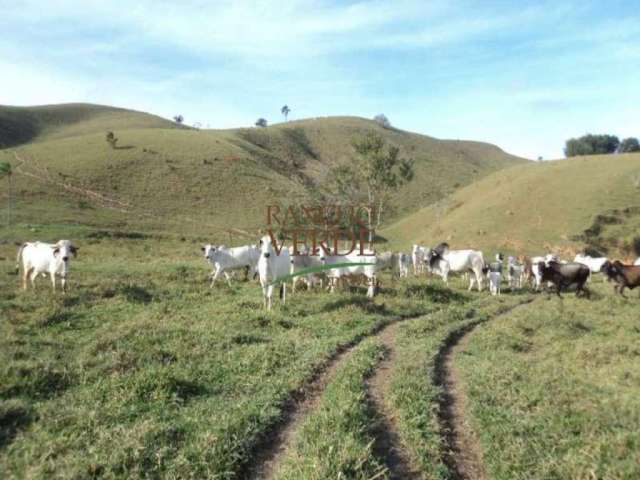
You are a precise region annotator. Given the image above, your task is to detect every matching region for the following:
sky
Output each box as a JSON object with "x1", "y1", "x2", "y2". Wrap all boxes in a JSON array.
[{"x1": 1, "y1": 0, "x2": 639, "y2": 159}]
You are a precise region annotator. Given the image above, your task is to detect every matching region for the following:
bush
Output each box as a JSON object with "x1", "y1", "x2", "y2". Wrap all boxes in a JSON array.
[
  {"x1": 373, "y1": 113, "x2": 391, "y2": 128},
  {"x1": 619, "y1": 137, "x2": 640, "y2": 153},
  {"x1": 564, "y1": 134, "x2": 619, "y2": 157},
  {"x1": 255, "y1": 118, "x2": 268, "y2": 128}
]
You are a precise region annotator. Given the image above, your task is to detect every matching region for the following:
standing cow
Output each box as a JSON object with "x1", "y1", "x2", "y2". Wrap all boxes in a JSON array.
[
  {"x1": 258, "y1": 235, "x2": 291, "y2": 310},
  {"x1": 202, "y1": 244, "x2": 260, "y2": 287},
  {"x1": 426, "y1": 243, "x2": 485, "y2": 291},
  {"x1": 537, "y1": 261, "x2": 590, "y2": 298},
  {"x1": 601, "y1": 260, "x2": 640, "y2": 298},
  {"x1": 16, "y1": 240, "x2": 78, "y2": 292}
]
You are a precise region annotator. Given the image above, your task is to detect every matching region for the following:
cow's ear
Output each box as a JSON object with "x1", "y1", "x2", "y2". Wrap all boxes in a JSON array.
[
  {"x1": 201, "y1": 246, "x2": 205, "y2": 252},
  {"x1": 71, "y1": 246, "x2": 78, "y2": 257},
  {"x1": 52, "y1": 247, "x2": 60, "y2": 257}
]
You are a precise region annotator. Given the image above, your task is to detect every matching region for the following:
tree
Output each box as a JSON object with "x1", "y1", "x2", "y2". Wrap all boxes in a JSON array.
[
  {"x1": 281, "y1": 105, "x2": 290, "y2": 122},
  {"x1": 105, "y1": 131, "x2": 118, "y2": 149},
  {"x1": 0, "y1": 162, "x2": 13, "y2": 226},
  {"x1": 255, "y1": 118, "x2": 268, "y2": 128},
  {"x1": 328, "y1": 131, "x2": 414, "y2": 241},
  {"x1": 373, "y1": 114, "x2": 391, "y2": 129},
  {"x1": 173, "y1": 115, "x2": 184, "y2": 124},
  {"x1": 564, "y1": 134, "x2": 620, "y2": 157},
  {"x1": 619, "y1": 137, "x2": 640, "y2": 153}
]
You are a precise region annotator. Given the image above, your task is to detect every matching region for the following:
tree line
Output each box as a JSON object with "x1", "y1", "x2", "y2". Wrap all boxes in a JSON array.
[{"x1": 565, "y1": 134, "x2": 640, "y2": 157}]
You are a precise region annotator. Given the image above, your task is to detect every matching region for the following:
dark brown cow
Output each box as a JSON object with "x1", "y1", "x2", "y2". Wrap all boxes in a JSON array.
[
  {"x1": 537, "y1": 261, "x2": 590, "y2": 298},
  {"x1": 601, "y1": 260, "x2": 640, "y2": 298}
]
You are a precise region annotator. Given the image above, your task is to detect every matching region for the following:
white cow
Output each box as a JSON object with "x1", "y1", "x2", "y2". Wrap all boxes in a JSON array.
[
  {"x1": 258, "y1": 235, "x2": 291, "y2": 310},
  {"x1": 16, "y1": 240, "x2": 78, "y2": 292},
  {"x1": 574, "y1": 254, "x2": 608, "y2": 274},
  {"x1": 507, "y1": 256, "x2": 524, "y2": 289},
  {"x1": 289, "y1": 245, "x2": 324, "y2": 292},
  {"x1": 427, "y1": 244, "x2": 485, "y2": 291},
  {"x1": 202, "y1": 244, "x2": 260, "y2": 287},
  {"x1": 398, "y1": 253, "x2": 411, "y2": 278},
  {"x1": 635, "y1": 258, "x2": 640, "y2": 266},
  {"x1": 321, "y1": 250, "x2": 378, "y2": 298},
  {"x1": 530, "y1": 254, "x2": 558, "y2": 290},
  {"x1": 412, "y1": 244, "x2": 428, "y2": 275}
]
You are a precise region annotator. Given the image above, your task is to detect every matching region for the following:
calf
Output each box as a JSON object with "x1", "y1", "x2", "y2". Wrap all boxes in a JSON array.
[
  {"x1": 507, "y1": 256, "x2": 524, "y2": 289},
  {"x1": 537, "y1": 261, "x2": 590, "y2": 298},
  {"x1": 485, "y1": 254, "x2": 503, "y2": 296},
  {"x1": 601, "y1": 260, "x2": 640, "y2": 298},
  {"x1": 398, "y1": 253, "x2": 411, "y2": 278},
  {"x1": 411, "y1": 244, "x2": 428, "y2": 275},
  {"x1": 258, "y1": 235, "x2": 291, "y2": 310},
  {"x1": 202, "y1": 244, "x2": 260, "y2": 287},
  {"x1": 16, "y1": 240, "x2": 78, "y2": 292}
]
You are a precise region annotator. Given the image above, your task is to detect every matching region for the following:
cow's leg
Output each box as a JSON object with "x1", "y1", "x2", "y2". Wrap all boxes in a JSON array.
[
  {"x1": 620, "y1": 285, "x2": 628, "y2": 299},
  {"x1": 50, "y1": 272, "x2": 57, "y2": 292},
  {"x1": 281, "y1": 283, "x2": 286, "y2": 305},
  {"x1": 30, "y1": 269, "x2": 39, "y2": 290},
  {"x1": 224, "y1": 271, "x2": 233, "y2": 287},
  {"x1": 22, "y1": 267, "x2": 31, "y2": 291},
  {"x1": 210, "y1": 267, "x2": 223, "y2": 287},
  {"x1": 556, "y1": 284, "x2": 563, "y2": 298},
  {"x1": 244, "y1": 265, "x2": 250, "y2": 281}
]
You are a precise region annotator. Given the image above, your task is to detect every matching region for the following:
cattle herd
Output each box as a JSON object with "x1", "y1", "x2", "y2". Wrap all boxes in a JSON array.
[{"x1": 14, "y1": 237, "x2": 640, "y2": 310}]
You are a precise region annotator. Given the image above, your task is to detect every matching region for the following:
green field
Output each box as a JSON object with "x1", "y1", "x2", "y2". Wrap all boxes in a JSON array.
[{"x1": 2, "y1": 104, "x2": 639, "y2": 479}]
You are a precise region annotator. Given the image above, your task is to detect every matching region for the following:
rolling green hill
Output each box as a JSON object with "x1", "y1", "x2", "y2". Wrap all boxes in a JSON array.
[
  {"x1": 0, "y1": 104, "x2": 525, "y2": 241},
  {"x1": 384, "y1": 152, "x2": 640, "y2": 258},
  {"x1": 0, "y1": 103, "x2": 186, "y2": 148}
]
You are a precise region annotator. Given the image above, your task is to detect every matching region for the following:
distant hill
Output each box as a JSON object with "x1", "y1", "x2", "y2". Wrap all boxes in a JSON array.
[
  {"x1": 0, "y1": 103, "x2": 525, "y2": 240},
  {"x1": 0, "y1": 103, "x2": 185, "y2": 148},
  {"x1": 384, "y1": 152, "x2": 640, "y2": 258}
]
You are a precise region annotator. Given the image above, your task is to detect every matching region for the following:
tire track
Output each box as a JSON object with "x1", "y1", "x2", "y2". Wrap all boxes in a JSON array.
[
  {"x1": 433, "y1": 299, "x2": 533, "y2": 480},
  {"x1": 242, "y1": 313, "x2": 420, "y2": 480},
  {"x1": 366, "y1": 322, "x2": 421, "y2": 480}
]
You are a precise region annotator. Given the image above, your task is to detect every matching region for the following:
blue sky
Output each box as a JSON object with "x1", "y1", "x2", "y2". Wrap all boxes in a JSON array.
[{"x1": 1, "y1": 0, "x2": 639, "y2": 159}]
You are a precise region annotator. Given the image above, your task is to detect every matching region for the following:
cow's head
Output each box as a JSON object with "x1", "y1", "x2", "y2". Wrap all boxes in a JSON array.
[
  {"x1": 201, "y1": 244, "x2": 218, "y2": 261},
  {"x1": 259, "y1": 235, "x2": 274, "y2": 259},
  {"x1": 52, "y1": 240, "x2": 77, "y2": 263}
]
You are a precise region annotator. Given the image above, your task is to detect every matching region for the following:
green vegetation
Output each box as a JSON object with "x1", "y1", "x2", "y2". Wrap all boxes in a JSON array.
[
  {"x1": 384, "y1": 152, "x2": 640, "y2": 256},
  {"x1": 275, "y1": 339, "x2": 387, "y2": 480},
  {"x1": 458, "y1": 284, "x2": 640, "y2": 479},
  {"x1": 564, "y1": 133, "x2": 620, "y2": 157},
  {"x1": 0, "y1": 103, "x2": 524, "y2": 239}
]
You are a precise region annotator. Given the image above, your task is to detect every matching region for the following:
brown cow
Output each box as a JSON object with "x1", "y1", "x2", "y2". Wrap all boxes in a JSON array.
[{"x1": 601, "y1": 260, "x2": 640, "y2": 298}]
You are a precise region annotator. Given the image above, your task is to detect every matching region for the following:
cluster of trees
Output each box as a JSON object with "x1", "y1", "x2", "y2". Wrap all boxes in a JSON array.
[
  {"x1": 0, "y1": 161, "x2": 12, "y2": 225},
  {"x1": 565, "y1": 134, "x2": 640, "y2": 157}
]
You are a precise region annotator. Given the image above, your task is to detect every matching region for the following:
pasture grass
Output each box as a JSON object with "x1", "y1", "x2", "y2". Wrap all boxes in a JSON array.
[
  {"x1": 0, "y1": 231, "x2": 456, "y2": 479},
  {"x1": 457, "y1": 283, "x2": 640, "y2": 479},
  {"x1": 275, "y1": 338, "x2": 387, "y2": 480}
]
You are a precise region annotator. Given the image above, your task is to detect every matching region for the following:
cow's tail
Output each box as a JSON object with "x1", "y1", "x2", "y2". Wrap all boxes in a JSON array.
[{"x1": 15, "y1": 243, "x2": 27, "y2": 274}]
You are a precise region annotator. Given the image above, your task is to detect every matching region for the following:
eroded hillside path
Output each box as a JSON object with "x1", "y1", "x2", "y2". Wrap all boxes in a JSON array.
[
  {"x1": 434, "y1": 300, "x2": 533, "y2": 480},
  {"x1": 366, "y1": 322, "x2": 421, "y2": 479}
]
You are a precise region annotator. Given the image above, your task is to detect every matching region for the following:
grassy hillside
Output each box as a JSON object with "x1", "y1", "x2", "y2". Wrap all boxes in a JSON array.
[
  {"x1": 384, "y1": 152, "x2": 640, "y2": 258},
  {"x1": 0, "y1": 103, "x2": 185, "y2": 148},
  {"x1": 0, "y1": 104, "x2": 525, "y2": 241}
]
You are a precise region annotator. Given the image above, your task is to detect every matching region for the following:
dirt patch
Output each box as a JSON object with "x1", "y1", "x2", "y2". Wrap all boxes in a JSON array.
[{"x1": 366, "y1": 322, "x2": 421, "y2": 479}]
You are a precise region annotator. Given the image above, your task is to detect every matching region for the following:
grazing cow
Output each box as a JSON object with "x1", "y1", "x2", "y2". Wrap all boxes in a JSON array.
[
  {"x1": 202, "y1": 244, "x2": 260, "y2": 287},
  {"x1": 411, "y1": 244, "x2": 428, "y2": 275},
  {"x1": 426, "y1": 243, "x2": 485, "y2": 291},
  {"x1": 574, "y1": 254, "x2": 608, "y2": 275},
  {"x1": 601, "y1": 260, "x2": 640, "y2": 298},
  {"x1": 507, "y1": 256, "x2": 524, "y2": 289},
  {"x1": 321, "y1": 250, "x2": 378, "y2": 298},
  {"x1": 537, "y1": 261, "x2": 590, "y2": 298},
  {"x1": 16, "y1": 240, "x2": 78, "y2": 292},
  {"x1": 398, "y1": 253, "x2": 411, "y2": 278},
  {"x1": 258, "y1": 235, "x2": 291, "y2": 310}
]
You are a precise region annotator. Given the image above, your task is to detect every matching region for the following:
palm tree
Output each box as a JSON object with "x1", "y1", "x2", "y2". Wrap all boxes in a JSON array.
[
  {"x1": 0, "y1": 162, "x2": 13, "y2": 226},
  {"x1": 281, "y1": 105, "x2": 290, "y2": 122}
]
